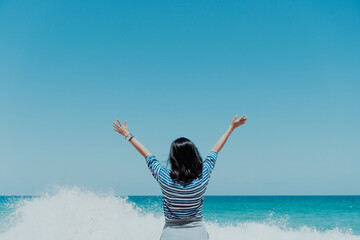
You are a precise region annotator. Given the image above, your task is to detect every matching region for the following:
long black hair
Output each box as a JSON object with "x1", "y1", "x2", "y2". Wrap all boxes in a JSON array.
[{"x1": 168, "y1": 137, "x2": 203, "y2": 183}]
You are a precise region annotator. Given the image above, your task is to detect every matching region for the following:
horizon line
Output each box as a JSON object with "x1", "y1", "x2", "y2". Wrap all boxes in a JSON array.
[{"x1": 1, "y1": 194, "x2": 359, "y2": 197}]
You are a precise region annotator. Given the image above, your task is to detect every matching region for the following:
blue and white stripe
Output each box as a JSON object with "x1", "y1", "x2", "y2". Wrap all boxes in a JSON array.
[{"x1": 145, "y1": 151, "x2": 218, "y2": 221}]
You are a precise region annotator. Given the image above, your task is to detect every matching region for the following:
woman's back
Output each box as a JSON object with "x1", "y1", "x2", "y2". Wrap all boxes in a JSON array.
[
  {"x1": 112, "y1": 114, "x2": 247, "y2": 239},
  {"x1": 145, "y1": 151, "x2": 218, "y2": 221}
]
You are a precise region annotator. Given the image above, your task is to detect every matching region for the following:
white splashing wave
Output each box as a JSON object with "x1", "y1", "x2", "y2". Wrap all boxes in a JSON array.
[{"x1": 0, "y1": 186, "x2": 358, "y2": 240}]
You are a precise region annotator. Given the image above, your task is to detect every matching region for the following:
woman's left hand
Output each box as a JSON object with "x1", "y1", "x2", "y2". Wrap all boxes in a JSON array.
[{"x1": 112, "y1": 119, "x2": 130, "y2": 137}]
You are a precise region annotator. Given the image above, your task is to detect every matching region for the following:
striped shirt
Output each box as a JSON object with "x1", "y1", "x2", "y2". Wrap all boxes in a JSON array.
[{"x1": 145, "y1": 150, "x2": 218, "y2": 221}]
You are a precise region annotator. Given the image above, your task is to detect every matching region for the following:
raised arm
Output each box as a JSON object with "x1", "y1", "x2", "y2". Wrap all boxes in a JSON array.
[
  {"x1": 112, "y1": 119, "x2": 151, "y2": 158},
  {"x1": 211, "y1": 114, "x2": 248, "y2": 153}
]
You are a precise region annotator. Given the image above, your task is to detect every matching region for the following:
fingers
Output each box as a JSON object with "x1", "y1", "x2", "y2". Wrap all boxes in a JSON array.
[
  {"x1": 230, "y1": 114, "x2": 248, "y2": 128},
  {"x1": 234, "y1": 115, "x2": 248, "y2": 125},
  {"x1": 117, "y1": 119, "x2": 123, "y2": 127},
  {"x1": 234, "y1": 115, "x2": 244, "y2": 122},
  {"x1": 113, "y1": 119, "x2": 128, "y2": 134},
  {"x1": 112, "y1": 122, "x2": 120, "y2": 130},
  {"x1": 241, "y1": 116, "x2": 248, "y2": 124},
  {"x1": 238, "y1": 115, "x2": 247, "y2": 121}
]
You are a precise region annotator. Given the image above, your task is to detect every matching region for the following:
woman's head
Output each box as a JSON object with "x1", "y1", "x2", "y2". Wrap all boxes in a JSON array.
[{"x1": 168, "y1": 137, "x2": 203, "y2": 182}]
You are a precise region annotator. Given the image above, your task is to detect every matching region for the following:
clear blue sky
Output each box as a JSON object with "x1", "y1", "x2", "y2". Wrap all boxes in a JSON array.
[{"x1": 0, "y1": 0, "x2": 359, "y2": 195}]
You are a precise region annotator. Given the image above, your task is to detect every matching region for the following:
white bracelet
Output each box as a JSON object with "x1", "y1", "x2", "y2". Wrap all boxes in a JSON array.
[{"x1": 125, "y1": 133, "x2": 134, "y2": 141}]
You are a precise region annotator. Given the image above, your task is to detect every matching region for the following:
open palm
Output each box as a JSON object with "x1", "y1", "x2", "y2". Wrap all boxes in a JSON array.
[
  {"x1": 230, "y1": 115, "x2": 248, "y2": 129},
  {"x1": 112, "y1": 119, "x2": 130, "y2": 137}
]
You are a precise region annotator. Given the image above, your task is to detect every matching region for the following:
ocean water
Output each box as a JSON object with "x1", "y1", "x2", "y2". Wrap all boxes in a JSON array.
[{"x1": 0, "y1": 186, "x2": 359, "y2": 240}]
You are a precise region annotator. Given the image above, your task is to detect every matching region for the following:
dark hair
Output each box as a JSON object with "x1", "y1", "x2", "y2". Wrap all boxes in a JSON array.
[{"x1": 168, "y1": 137, "x2": 203, "y2": 184}]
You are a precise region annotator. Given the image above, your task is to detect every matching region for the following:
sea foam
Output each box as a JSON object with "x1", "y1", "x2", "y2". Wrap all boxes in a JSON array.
[{"x1": 0, "y1": 186, "x2": 358, "y2": 240}]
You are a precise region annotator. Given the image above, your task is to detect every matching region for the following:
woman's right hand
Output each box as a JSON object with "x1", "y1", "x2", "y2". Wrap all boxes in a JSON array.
[
  {"x1": 211, "y1": 114, "x2": 248, "y2": 153},
  {"x1": 230, "y1": 115, "x2": 248, "y2": 130}
]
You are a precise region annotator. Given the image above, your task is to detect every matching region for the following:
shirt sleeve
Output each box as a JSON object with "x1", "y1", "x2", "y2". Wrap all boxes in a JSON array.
[
  {"x1": 145, "y1": 155, "x2": 167, "y2": 182},
  {"x1": 203, "y1": 150, "x2": 218, "y2": 175}
]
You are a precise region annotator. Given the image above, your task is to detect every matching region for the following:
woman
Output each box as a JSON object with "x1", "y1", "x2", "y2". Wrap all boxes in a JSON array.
[{"x1": 112, "y1": 114, "x2": 248, "y2": 239}]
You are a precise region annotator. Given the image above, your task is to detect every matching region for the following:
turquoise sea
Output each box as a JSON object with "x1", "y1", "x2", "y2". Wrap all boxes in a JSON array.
[{"x1": 0, "y1": 187, "x2": 359, "y2": 240}]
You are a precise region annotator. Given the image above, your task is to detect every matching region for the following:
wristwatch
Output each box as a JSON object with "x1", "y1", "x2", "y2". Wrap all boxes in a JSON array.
[{"x1": 125, "y1": 133, "x2": 134, "y2": 141}]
